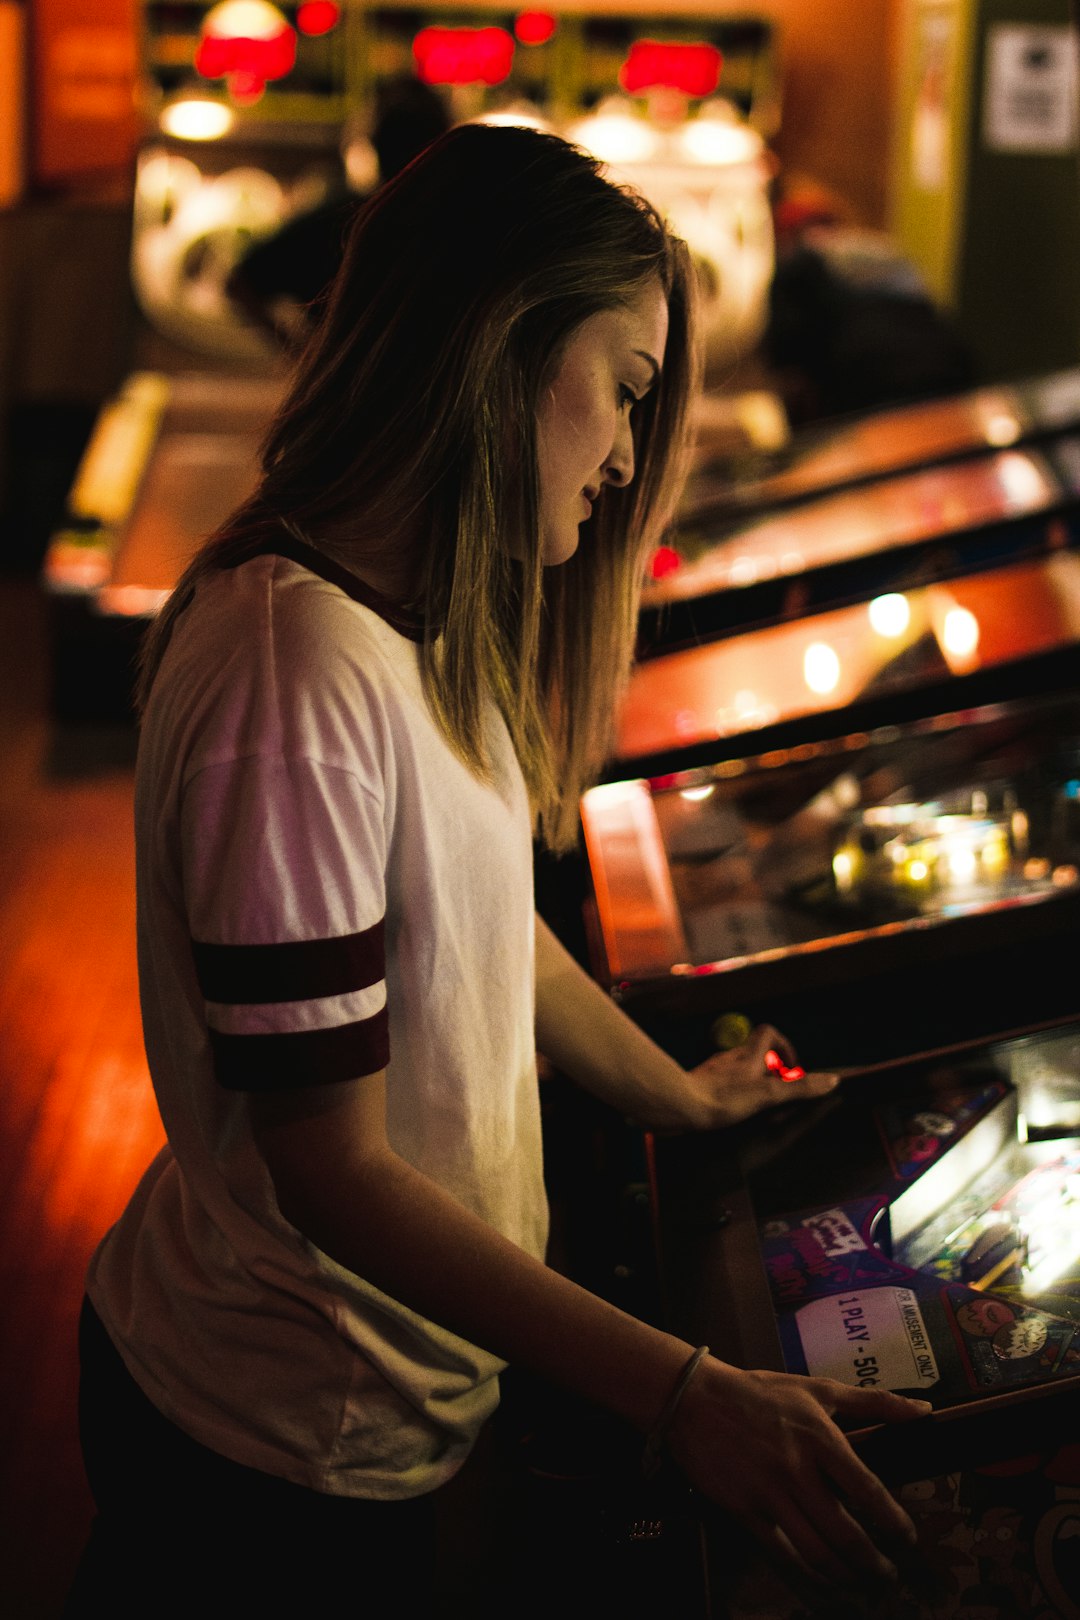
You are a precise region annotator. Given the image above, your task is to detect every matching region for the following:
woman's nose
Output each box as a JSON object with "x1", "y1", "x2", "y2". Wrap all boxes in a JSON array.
[{"x1": 603, "y1": 417, "x2": 636, "y2": 488}]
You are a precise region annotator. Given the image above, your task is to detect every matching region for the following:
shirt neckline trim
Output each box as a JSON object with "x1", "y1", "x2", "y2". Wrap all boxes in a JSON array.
[{"x1": 253, "y1": 524, "x2": 427, "y2": 644}]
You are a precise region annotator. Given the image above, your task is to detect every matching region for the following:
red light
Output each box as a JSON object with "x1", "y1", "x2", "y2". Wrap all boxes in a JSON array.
[
  {"x1": 515, "y1": 12, "x2": 556, "y2": 46},
  {"x1": 765, "y1": 1049, "x2": 806, "y2": 1084},
  {"x1": 619, "y1": 41, "x2": 722, "y2": 98},
  {"x1": 650, "y1": 545, "x2": 681, "y2": 580},
  {"x1": 413, "y1": 26, "x2": 515, "y2": 87},
  {"x1": 297, "y1": 1, "x2": 340, "y2": 35},
  {"x1": 229, "y1": 69, "x2": 267, "y2": 104},
  {"x1": 195, "y1": 26, "x2": 297, "y2": 84}
]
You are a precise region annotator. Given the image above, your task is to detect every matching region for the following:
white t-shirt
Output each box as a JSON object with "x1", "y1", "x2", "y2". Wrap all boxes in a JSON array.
[{"x1": 87, "y1": 530, "x2": 549, "y2": 1499}]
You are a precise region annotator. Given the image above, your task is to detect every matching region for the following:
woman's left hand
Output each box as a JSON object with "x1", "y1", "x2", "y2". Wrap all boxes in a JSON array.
[{"x1": 686, "y1": 1022, "x2": 838, "y2": 1130}]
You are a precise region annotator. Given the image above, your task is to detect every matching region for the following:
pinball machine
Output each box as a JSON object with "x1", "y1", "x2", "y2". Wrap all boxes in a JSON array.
[
  {"x1": 641, "y1": 421, "x2": 1080, "y2": 657},
  {"x1": 683, "y1": 364, "x2": 1080, "y2": 522},
  {"x1": 651, "y1": 1014, "x2": 1080, "y2": 1620}
]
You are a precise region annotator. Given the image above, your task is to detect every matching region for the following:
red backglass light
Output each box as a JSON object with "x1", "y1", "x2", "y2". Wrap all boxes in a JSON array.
[
  {"x1": 414, "y1": 26, "x2": 515, "y2": 86},
  {"x1": 515, "y1": 12, "x2": 556, "y2": 46},
  {"x1": 297, "y1": 1, "x2": 340, "y2": 36},
  {"x1": 650, "y1": 545, "x2": 682, "y2": 580},
  {"x1": 195, "y1": 27, "x2": 297, "y2": 83},
  {"x1": 619, "y1": 41, "x2": 722, "y2": 98}
]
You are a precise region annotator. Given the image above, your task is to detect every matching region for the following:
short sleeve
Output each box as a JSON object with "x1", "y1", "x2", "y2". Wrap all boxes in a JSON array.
[{"x1": 181, "y1": 755, "x2": 389, "y2": 1091}]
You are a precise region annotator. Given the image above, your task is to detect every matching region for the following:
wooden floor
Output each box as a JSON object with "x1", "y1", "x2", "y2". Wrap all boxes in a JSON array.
[{"x1": 0, "y1": 579, "x2": 164, "y2": 1619}]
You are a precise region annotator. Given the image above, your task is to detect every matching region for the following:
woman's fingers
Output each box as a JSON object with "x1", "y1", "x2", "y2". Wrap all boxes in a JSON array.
[
  {"x1": 779, "y1": 1491, "x2": 900, "y2": 1588},
  {"x1": 823, "y1": 1382, "x2": 932, "y2": 1425},
  {"x1": 693, "y1": 1049, "x2": 838, "y2": 1126},
  {"x1": 674, "y1": 1365, "x2": 930, "y2": 1594}
]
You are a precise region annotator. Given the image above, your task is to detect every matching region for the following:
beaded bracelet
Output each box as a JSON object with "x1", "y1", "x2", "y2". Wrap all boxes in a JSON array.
[{"x1": 641, "y1": 1344, "x2": 710, "y2": 1478}]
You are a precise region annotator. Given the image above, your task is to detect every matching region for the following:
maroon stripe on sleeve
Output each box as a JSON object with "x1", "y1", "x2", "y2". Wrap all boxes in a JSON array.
[
  {"x1": 191, "y1": 921, "x2": 385, "y2": 1006},
  {"x1": 208, "y1": 1007, "x2": 390, "y2": 1091}
]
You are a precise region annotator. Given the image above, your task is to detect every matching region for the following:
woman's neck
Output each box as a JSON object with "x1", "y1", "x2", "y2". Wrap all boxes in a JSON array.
[{"x1": 286, "y1": 518, "x2": 421, "y2": 608}]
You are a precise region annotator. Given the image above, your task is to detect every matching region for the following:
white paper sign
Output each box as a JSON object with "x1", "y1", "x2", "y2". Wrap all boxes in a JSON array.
[
  {"x1": 796, "y1": 1287, "x2": 940, "y2": 1390},
  {"x1": 984, "y1": 24, "x2": 1079, "y2": 154}
]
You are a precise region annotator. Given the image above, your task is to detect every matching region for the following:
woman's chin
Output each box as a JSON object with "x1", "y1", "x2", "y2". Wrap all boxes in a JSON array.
[{"x1": 541, "y1": 526, "x2": 582, "y2": 568}]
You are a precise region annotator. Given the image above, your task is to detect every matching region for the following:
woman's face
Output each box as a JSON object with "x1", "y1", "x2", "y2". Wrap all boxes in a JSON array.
[{"x1": 536, "y1": 278, "x2": 669, "y2": 566}]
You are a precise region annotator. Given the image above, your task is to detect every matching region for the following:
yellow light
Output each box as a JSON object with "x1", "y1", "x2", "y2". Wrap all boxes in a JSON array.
[
  {"x1": 889, "y1": 841, "x2": 908, "y2": 864},
  {"x1": 679, "y1": 784, "x2": 715, "y2": 802},
  {"x1": 984, "y1": 411, "x2": 1022, "y2": 447},
  {"x1": 679, "y1": 117, "x2": 763, "y2": 167},
  {"x1": 907, "y1": 859, "x2": 930, "y2": 882},
  {"x1": 942, "y1": 607, "x2": 980, "y2": 658},
  {"x1": 998, "y1": 451, "x2": 1049, "y2": 506},
  {"x1": 569, "y1": 100, "x2": 660, "y2": 164},
  {"x1": 1053, "y1": 864, "x2": 1079, "y2": 887},
  {"x1": 803, "y1": 641, "x2": 841, "y2": 695},
  {"x1": 832, "y1": 850, "x2": 855, "y2": 891},
  {"x1": 982, "y1": 831, "x2": 1009, "y2": 877},
  {"x1": 203, "y1": 0, "x2": 287, "y2": 36},
  {"x1": 729, "y1": 556, "x2": 759, "y2": 586},
  {"x1": 947, "y1": 844, "x2": 977, "y2": 883},
  {"x1": 868, "y1": 593, "x2": 911, "y2": 638},
  {"x1": 160, "y1": 99, "x2": 235, "y2": 140}
]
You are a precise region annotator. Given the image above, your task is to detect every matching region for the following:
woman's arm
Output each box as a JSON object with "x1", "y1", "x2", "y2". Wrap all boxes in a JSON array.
[
  {"x1": 250, "y1": 1072, "x2": 927, "y2": 1595},
  {"x1": 534, "y1": 914, "x2": 838, "y2": 1131}
]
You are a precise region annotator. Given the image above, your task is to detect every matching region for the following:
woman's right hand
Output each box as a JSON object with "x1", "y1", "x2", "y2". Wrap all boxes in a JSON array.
[{"x1": 666, "y1": 1357, "x2": 930, "y2": 1593}]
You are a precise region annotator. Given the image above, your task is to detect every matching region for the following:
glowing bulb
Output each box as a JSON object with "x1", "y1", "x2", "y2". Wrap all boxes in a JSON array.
[
  {"x1": 680, "y1": 784, "x2": 715, "y2": 802},
  {"x1": 907, "y1": 859, "x2": 930, "y2": 882},
  {"x1": 729, "y1": 556, "x2": 759, "y2": 586},
  {"x1": 943, "y1": 607, "x2": 980, "y2": 658},
  {"x1": 568, "y1": 101, "x2": 660, "y2": 164},
  {"x1": 868, "y1": 593, "x2": 911, "y2": 638},
  {"x1": 803, "y1": 642, "x2": 841, "y2": 695},
  {"x1": 159, "y1": 99, "x2": 235, "y2": 140},
  {"x1": 204, "y1": 0, "x2": 286, "y2": 33},
  {"x1": 679, "y1": 118, "x2": 763, "y2": 166},
  {"x1": 833, "y1": 850, "x2": 854, "y2": 891},
  {"x1": 947, "y1": 844, "x2": 977, "y2": 883},
  {"x1": 984, "y1": 411, "x2": 1022, "y2": 447},
  {"x1": 998, "y1": 451, "x2": 1049, "y2": 505}
]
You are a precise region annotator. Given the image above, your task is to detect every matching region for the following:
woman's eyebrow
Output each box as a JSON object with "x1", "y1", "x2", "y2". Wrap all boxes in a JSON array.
[{"x1": 634, "y1": 350, "x2": 661, "y2": 387}]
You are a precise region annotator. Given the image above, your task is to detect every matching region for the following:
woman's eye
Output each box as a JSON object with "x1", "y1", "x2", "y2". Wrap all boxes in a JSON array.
[{"x1": 619, "y1": 385, "x2": 640, "y2": 411}]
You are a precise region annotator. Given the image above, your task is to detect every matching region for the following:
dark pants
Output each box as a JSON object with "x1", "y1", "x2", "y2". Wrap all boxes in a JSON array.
[{"x1": 65, "y1": 1297, "x2": 438, "y2": 1617}]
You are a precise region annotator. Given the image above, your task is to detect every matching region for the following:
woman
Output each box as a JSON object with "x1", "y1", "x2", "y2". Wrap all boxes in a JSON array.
[{"x1": 70, "y1": 124, "x2": 927, "y2": 1614}]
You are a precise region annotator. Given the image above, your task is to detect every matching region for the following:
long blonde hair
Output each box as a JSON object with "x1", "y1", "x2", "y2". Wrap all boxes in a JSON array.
[{"x1": 138, "y1": 124, "x2": 699, "y2": 850}]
